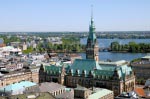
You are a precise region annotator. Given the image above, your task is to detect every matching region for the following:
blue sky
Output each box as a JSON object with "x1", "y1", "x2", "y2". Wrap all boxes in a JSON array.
[{"x1": 0, "y1": 0, "x2": 150, "y2": 32}]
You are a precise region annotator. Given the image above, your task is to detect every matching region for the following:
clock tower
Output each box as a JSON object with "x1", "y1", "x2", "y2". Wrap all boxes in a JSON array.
[{"x1": 86, "y1": 7, "x2": 99, "y2": 61}]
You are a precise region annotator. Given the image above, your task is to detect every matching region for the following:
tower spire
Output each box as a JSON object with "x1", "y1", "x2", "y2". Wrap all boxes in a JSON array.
[
  {"x1": 91, "y1": 5, "x2": 93, "y2": 19},
  {"x1": 86, "y1": 5, "x2": 99, "y2": 61},
  {"x1": 91, "y1": 5, "x2": 94, "y2": 24}
]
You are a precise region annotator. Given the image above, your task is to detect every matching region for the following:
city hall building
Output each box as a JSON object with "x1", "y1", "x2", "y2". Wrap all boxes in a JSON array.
[{"x1": 39, "y1": 13, "x2": 135, "y2": 96}]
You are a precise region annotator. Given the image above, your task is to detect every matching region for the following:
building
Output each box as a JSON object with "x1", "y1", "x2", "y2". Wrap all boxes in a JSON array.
[
  {"x1": 38, "y1": 82, "x2": 66, "y2": 96},
  {"x1": 6, "y1": 92, "x2": 55, "y2": 99},
  {"x1": 115, "y1": 87, "x2": 147, "y2": 99},
  {"x1": 0, "y1": 81, "x2": 36, "y2": 96},
  {"x1": 144, "y1": 79, "x2": 150, "y2": 98},
  {"x1": 62, "y1": 54, "x2": 82, "y2": 63},
  {"x1": 74, "y1": 85, "x2": 113, "y2": 99},
  {"x1": 55, "y1": 88, "x2": 74, "y2": 99},
  {"x1": 88, "y1": 88, "x2": 113, "y2": 99},
  {"x1": 0, "y1": 70, "x2": 39, "y2": 88},
  {"x1": 0, "y1": 46, "x2": 22, "y2": 56},
  {"x1": 131, "y1": 55, "x2": 150, "y2": 81},
  {"x1": 22, "y1": 42, "x2": 27, "y2": 51},
  {"x1": 86, "y1": 12, "x2": 99, "y2": 62},
  {"x1": 39, "y1": 10, "x2": 135, "y2": 96},
  {"x1": 25, "y1": 82, "x2": 73, "y2": 98},
  {"x1": 65, "y1": 59, "x2": 135, "y2": 96},
  {"x1": 4, "y1": 62, "x2": 23, "y2": 71},
  {"x1": 30, "y1": 66, "x2": 40, "y2": 83}
]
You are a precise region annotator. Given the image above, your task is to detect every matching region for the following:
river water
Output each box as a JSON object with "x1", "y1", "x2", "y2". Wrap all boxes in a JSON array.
[{"x1": 80, "y1": 38, "x2": 150, "y2": 61}]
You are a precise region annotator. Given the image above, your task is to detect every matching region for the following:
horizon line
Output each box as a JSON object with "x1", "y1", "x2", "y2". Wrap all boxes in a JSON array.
[{"x1": 0, "y1": 30, "x2": 150, "y2": 33}]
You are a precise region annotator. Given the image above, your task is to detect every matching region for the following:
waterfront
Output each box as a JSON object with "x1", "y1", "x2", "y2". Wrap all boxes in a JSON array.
[
  {"x1": 80, "y1": 38, "x2": 150, "y2": 47},
  {"x1": 79, "y1": 52, "x2": 148, "y2": 61},
  {"x1": 80, "y1": 38, "x2": 150, "y2": 61}
]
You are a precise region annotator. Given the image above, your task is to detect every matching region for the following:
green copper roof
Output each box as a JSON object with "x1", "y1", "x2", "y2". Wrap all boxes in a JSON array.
[
  {"x1": 88, "y1": 14, "x2": 96, "y2": 43},
  {"x1": 43, "y1": 59, "x2": 133, "y2": 80},
  {"x1": 44, "y1": 64, "x2": 70, "y2": 75},
  {"x1": 70, "y1": 59, "x2": 101, "y2": 75},
  {"x1": 45, "y1": 65, "x2": 60, "y2": 75},
  {"x1": 95, "y1": 63, "x2": 133, "y2": 79},
  {"x1": 99, "y1": 64, "x2": 115, "y2": 71},
  {"x1": 94, "y1": 70, "x2": 114, "y2": 76}
]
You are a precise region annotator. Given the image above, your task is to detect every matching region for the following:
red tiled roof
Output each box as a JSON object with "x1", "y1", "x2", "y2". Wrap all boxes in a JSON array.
[
  {"x1": 134, "y1": 87, "x2": 145, "y2": 97},
  {"x1": 0, "y1": 44, "x2": 6, "y2": 47}
]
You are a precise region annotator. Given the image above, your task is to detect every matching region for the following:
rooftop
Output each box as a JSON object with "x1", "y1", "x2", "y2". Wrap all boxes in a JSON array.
[
  {"x1": 0, "y1": 92, "x2": 55, "y2": 99},
  {"x1": 39, "y1": 82, "x2": 66, "y2": 93},
  {"x1": 70, "y1": 59, "x2": 101, "y2": 74},
  {"x1": 0, "y1": 81, "x2": 36, "y2": 92},
  {"x1": 134, "y1": 87, "x2": 146, "y2": 97},
  {"x1": 74, "y1": 84, "x2": 89, "y2": 91},
  {"x1": 88, "y1": 88, "x2": 113, "y2": 99}
]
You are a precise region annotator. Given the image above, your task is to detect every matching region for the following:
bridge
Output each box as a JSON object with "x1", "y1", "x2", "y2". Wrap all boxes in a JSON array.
[{"x1": 99, "y1": 47, "x2": 111, "y2": 52}]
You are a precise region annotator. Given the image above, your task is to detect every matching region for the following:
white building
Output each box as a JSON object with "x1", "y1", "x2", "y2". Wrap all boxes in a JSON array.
[{"x1": 0, "y1": 46, "x2": 22, "y2": 56}]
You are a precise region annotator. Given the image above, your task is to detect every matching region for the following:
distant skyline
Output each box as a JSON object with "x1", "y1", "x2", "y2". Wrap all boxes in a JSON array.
[{"x1": 0, "y1": 0, "x2": 150, "y2": 32}]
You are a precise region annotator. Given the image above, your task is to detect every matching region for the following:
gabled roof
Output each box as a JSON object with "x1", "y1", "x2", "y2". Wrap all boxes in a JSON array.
[{"x1": 70, "y1": 59, "x2": 101, "y2": 75}]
